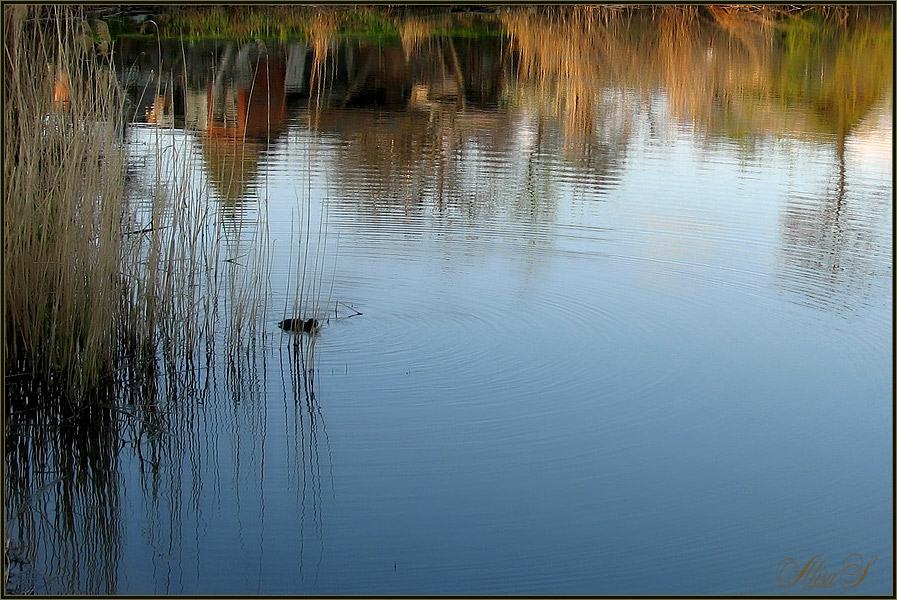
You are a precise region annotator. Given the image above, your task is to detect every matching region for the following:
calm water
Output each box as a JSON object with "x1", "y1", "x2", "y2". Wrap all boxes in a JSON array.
[{"x1": 6, "y1": 10, "x2": 892, "y2": 595}]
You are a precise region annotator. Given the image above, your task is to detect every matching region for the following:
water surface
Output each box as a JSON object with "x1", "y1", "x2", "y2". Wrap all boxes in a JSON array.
[{"x1": 5, "y1": 9, "x2": 892, "y2": 595}]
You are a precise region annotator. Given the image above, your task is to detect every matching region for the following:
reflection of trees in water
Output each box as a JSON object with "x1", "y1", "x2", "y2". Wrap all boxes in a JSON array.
[
  {"x1": 297, "y1": 27, "x2": 631, "y2": 227},
  {"x1": 502, "y1": 6, "x2": 891, "y2": 314},
  {"x1": 117, "y1": 39, "x2": 290, "y2": 207},
  {"x1": 113, "y1": 11, "x2": 891, "y2": 236},
  {"x1": 776, "y1": 96, "x2": 892, "y2": 313},
  {"x1": 115, "y1": 9, "x2": 892, "y2": 181},
  {"x1": 777, "y1": 141, "x2": 891, "y2": 313},
  {"x1": 307, "y1": 106, "x2": 568, "y2": 248}
]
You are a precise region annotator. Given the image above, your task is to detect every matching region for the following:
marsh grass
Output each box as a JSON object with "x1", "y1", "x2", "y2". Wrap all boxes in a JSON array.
[
  {"x1": 4, "y1": 6, "x2": 127, "y2": 396},
  {"x1": 4, "y1": 4, "x2": 285, "y2": 402},
  {"x1": 156, "y1": 6, "x2": 309, "y2": 41},
  {"x1": 4, "y1": 9, "x2": 297, "y2": 591},
  {"x1": 4, "y1": 10, "x2": 202, "y2": 588}
]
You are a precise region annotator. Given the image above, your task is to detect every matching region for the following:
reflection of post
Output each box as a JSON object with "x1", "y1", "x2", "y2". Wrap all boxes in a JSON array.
[
  {"x1": 445, "y1": 37, "x2": 467, "y2": 110},
  {"x1": 210, "y1": 43, "x2": 235, "y2": 107},
  {"x1": 206, "y1": 51, "x2": 286, "y2": 139},
  {"x1": 833, "y1": 138, "x2": 847, "y2": 236},
  {"x1": 183, "y1": 89, "x2": 208, "y2": 130},
  {"x1": 145, "y1": 94, "x2": 171, "y2": 124},
  {"x1": 200, "y1": 48, "x2": 288, "y2": 203},
  {"x1": 342, "y1": 51, "x2": 375, "y2": 106},
  {"x1": 286, "y1": 43, "x2": 308, "y2": 94},
  {"x1": 239, "y1": 56, "x2": 287, "y2": 139},
  {"x1": 52, "y1": 67, "x2": 70, "y2": 110},
  {"x1": 776, "y1": 139, "x2": 864, "y2": 312}
]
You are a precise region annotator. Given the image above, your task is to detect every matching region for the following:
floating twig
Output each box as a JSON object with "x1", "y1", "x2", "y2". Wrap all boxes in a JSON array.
[
  {"x1": 123, "y1": 225, "x2": 168, "y2": 236},
  {"x1": 335, "y1": 300, "x2": 362, "y2": 317}
]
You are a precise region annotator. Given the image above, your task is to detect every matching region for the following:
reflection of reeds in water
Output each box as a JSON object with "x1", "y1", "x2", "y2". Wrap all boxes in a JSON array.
[
  {"x1": 306, "y1": 11, "x2": 342, "y2": 110},
  {"x1": 501, "y1": 8, "x2": 635, "y2": 156},
  {"x1": 397, "y1": 15, "x2": 436, "y2": 60},
  {"x1": 5, "y1": 386, "x2": 123, "y2": 594},
  {"x1": 656, "y1": 6, "x2": 703, "y2": 115},
  {"x1": 656, "y1": 6, "x2": 779, "y2": 128},
  {"x1": 279, "y1": 336, "x2": 332, "y2": 580},
  {"x1": 502, "y1": 5, "x2": 891, "y2": 145}
]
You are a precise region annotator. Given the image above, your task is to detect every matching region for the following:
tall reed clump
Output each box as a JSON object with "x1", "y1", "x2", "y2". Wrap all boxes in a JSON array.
[{"x1": 4, "y1": 6, "x2": 127, "y2": 399}]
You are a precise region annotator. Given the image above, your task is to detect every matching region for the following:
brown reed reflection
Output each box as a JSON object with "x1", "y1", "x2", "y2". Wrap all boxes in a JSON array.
[
  {"x1": 502, "y1": 6, "x2": 891, "y2": 146},
  {"x1": 306, "y1": 10, "x2": 342, "y2": 113},
  {"x1": 397, "y1": 15, "x2": 437, "y2": 59},
  {"x1": 501, "y1": 7, "x2": 629, "y2": 155}
]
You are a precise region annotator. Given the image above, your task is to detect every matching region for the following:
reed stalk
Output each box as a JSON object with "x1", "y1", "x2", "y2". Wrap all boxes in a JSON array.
[
  {"x1": 3, "y1": 6, "x2": 270, "y2": 400},
  {"x1": 4, "y1": 6, "x2": 127, "y2": 398}
]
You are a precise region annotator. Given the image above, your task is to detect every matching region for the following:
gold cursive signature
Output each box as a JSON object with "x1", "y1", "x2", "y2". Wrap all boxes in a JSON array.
[{"x1": 777, "y1": 553, "x2": 877, "y2": 589}]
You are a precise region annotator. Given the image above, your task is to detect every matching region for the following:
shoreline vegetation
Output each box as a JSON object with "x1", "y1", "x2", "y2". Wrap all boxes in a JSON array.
[
  {"x1": 83, "y1": 5, "x2": 889, "y2": 42},
  {"x1": 4, "y1": 7, "x2": 324, "y2": 591}
]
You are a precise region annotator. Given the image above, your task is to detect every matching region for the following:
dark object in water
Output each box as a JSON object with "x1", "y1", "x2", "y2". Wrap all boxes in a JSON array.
[{"x1": 278, "y1": 318, "x2": 320, "y2": 333}]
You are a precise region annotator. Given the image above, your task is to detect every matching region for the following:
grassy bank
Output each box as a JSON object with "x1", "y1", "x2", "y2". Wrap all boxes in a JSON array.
[{"x1": 86, "y1": 5, "x2": 890, "y2": 42}]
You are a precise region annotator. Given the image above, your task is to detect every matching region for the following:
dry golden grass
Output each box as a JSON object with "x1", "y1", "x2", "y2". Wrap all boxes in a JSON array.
[
  {"x1": 4, "y1": 6, "x2": 275, "y2": 402},
  {"x1": 4, "y1": 6, "x2": 126, "y2": 395}
]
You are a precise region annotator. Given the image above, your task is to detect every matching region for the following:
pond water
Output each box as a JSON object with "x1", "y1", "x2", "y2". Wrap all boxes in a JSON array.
[{"x1": 6, "y1": 10, "x2": 892, "y2": 595}]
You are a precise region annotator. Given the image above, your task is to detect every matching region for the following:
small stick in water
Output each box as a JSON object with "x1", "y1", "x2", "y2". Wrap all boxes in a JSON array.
[{"x1": 335, "y1": 301, "x2": 363, "y2": 316}]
